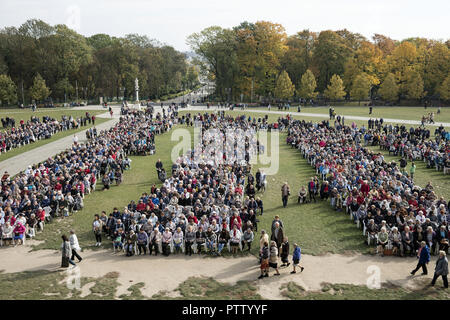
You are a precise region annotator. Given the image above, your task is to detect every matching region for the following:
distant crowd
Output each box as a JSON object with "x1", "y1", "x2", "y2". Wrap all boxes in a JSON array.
[{"x1": 0, "y1": 113, "x2": 96, "y2": 154}]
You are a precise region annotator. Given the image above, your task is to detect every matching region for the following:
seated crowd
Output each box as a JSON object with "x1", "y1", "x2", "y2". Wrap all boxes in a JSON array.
[
  {"x1": 94, "y1": 113, "x2": 268, "y2": 257},
  {"x1": 0, "y1": 108, "x2": 174, "y2": 247},
  {"x1": 0, "y1": 113, "x2": 97, "y2": 154},
  {"x1": 377, "y1": 123, "x2": 449, "y2": 175},
  {"x1": 287, "y1": 118, "x2": 449, "y2": 257}
]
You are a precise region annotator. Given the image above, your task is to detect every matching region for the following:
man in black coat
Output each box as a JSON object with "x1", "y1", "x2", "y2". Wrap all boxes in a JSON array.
[{"x1": 271, "y1": 222, "x2": 284, "y2": 257}]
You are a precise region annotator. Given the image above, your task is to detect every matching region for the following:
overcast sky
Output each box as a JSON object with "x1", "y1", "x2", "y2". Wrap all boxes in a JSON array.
[{"x1": 1, "y1": 0, "x2": 449, "y2": 51}]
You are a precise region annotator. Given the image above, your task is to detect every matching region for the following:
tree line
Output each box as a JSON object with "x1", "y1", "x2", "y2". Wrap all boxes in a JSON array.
[
  {"x1": 0, "y1": 19, "x2": 199, "y2": 106},
  {"x1": 187, "y1": 21, "x2": 450, "y2": 104}
]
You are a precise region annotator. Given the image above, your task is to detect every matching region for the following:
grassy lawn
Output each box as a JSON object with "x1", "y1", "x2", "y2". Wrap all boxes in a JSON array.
[
  {"x1": 0, "y1": 108, "x2": 108, "y2": 162},
  {"x1": 250, "y1": 106, "x2": 450, "y2": 123},
  {"x1": 0, "y1": 269, "x2": 122, "y2": 300},
  {"x1": 279, "y1": 280, "x2": 450, "y2": 300}
]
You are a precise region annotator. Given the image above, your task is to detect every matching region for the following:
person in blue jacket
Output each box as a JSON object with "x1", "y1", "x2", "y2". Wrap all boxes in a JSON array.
[
  {"x1": 411, "y1": 241, "x2": 430, "y2": 275},
  {"x1": 291, "y1": 243, "x2": 304, "y2": 274}
]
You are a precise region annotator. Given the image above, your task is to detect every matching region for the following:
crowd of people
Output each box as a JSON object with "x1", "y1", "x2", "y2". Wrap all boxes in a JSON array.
[
  {"x1": 0, "y1": 113, "x2": 96, "y2": 155},
  {"x1": 0, "y1": 108, "x2": 174, "y2": 249},
  {"x1": 286, "y1": 117, "x2": 449, "y2": 260},
  {"x1": 377, "y1": 124, "x2": 450, "y2": 176},
  {"x1": 93, "y1": 113, "x2": 259, "y2": 256},
  {"x1": 90, "y1": 111, "x2": 305, "y2": 278}
]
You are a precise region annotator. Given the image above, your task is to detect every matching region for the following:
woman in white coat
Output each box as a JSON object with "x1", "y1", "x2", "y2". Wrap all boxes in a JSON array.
[{"x1": 69, "y1": 230, "x2": 82, "y2": 262}]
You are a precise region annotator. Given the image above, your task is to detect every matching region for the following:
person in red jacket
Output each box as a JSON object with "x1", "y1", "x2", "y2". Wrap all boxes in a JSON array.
[
  {"x1": 230, "y1": 212, "x2": 242, "y2": 230},
  {"x1": 36, "y1": 207, "x2": 45, "y2": 230},
  {"x1": 360, "y1": 180, "x2": 370, "y2": 196},
  {"x1": 187, "y1": 212, "x2": 198, "y2": 224},
  {"x1": 136, "y1": 200, "x2": 146, "y2": 212}
]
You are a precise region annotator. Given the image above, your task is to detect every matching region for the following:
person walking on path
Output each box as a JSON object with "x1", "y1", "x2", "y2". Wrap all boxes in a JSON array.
[
  {"x1": 61, "y1": 235, "x2": 76, "y2": 268},
  {"x1": 411, "y1": 241, "x2": 430, "y2": 275},
  {"x1": 291, "y1": 243, "x2": 304, "y2": 274},
  {"x1": 280, "y1": 236, "x2": 290, "y2": 267},
  {"x1": 269, "y1": 241, "x2": 281, "y2": 276},
  {"x1": 430, "y1": 251, "x2": 448, "y2": 288},
  {"x1": 92, "y1": 214, "x2": 102, "y2": 247},
  {"x1": 258, "y1": 241, "x2": 270, "y2": 279},
  {"x1": 271, "y1": 222, "x2": 284, "y2": 257},
  {"x1": 281, "y1": 182, "x2": 290, "y2": 208},
  {"x1": 69, "y1": 230, "x2": 82, "y2": 262}
]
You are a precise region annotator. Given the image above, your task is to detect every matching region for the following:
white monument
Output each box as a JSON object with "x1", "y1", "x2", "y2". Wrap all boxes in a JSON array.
[{"x1": 135, "y1": 77, "x2": 139, "y2": 102}]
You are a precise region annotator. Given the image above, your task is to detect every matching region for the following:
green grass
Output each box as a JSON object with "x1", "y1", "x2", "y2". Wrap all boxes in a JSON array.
[
  {"x1": 0, "y1": 269, "x2": 122, "y2": 300},
  {"x1": 280, "y1": 281, "x2": 450, "y2": 300},
  {"x1": 152, "y1": 277, "x2": 262, "y2": 300},
  {"x1": 250, "y1": 106, "x2": 450, "y2": 124},
  {"x1": 2, "y1": 269, "x2": 448, "y2": 300},
  {"x1": 0, "y1": 108, "x2": 107, "y2": 162}
]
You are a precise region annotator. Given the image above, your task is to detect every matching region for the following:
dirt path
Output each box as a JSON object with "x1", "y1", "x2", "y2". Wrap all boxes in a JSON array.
[{"x1": 0, "y1": 242, "x2": 436, "y2": 299}]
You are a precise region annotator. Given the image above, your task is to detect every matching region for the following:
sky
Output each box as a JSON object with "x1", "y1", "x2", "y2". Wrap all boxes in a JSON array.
[{"x1": 0, "y1": 0, "x2": 449, "y2": 51}]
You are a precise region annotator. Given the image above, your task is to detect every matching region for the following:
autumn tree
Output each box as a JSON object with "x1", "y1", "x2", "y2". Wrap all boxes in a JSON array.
[
  {"x1": 274, "y1": 70, "x2": 295, "y2": 101},
  {"x1": 404, "y1": 69, "x2": 424, "y2": 100},
  {"x1": 387, "y1": 41, "x2": 418, "y2": 96},
  {"x1": 378, "y1": 73, "x2": 399, "y2": 103},
  {"x1": 297, "y1": 69, "x2": 317, "y2": 99},
  {"x1": 324, "y1": 74, "x2": 346, "y2": 101},
  {"x1": 438, "y1": 75, "x2": 450, "y2": 101},
  {"x1": 350, "y1": 73, "x2": 371, "y2": 105},
  {"x1": 423, "y1": 43, "x2": 450, "y2": 96}
]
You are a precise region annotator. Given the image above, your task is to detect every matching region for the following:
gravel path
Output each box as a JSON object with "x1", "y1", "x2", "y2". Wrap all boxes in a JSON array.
[{"x1": 0, "y1": 243, "x2": 436, "y2": 299}]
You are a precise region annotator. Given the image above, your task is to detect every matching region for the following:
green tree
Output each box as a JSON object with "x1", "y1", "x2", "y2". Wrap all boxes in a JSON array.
[
  {"x1": 53, "y1": 77, "x2": 74, "y2": 101},
  {"x1": 350, "y1": 73, "x2": 371, "y2": 105},
  {"x1": 297, "y1": 69, "x2": 317, "y2": 99},
  {"x1": 378, "y1": 73, "x2": 399, "y2": 103},
  {"x1": 30, "y1": 73, "x2": 50, "y2": 102},
  {"x1": 0, "y1": 74, "x2": 17, "y2": 105},
  {"x1": 438, "y1": 74, "x2": 450, "y2": 101},
  {"x1": 324, "y1": 74, "x2": 346, "y2": 101},
  {"x1": 312, "y1": 30, "x2": 354, "y2": 92},
  {"x1": 274, "y1": 70, "x2": 295, "y2": 101}
]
